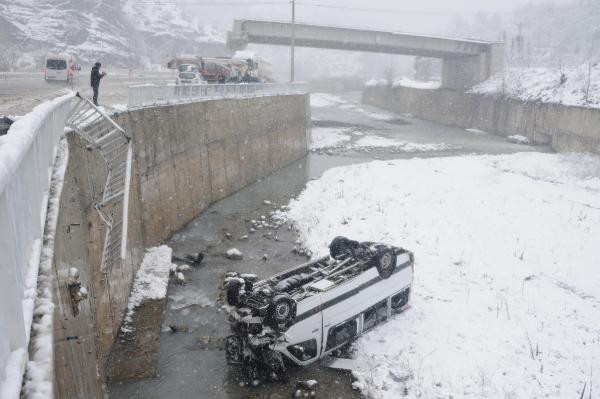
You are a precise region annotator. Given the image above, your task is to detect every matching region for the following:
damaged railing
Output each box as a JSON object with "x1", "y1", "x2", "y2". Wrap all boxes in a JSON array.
[
  {"x1": 66, "y1": 93, "x2": 132, "y2": 272},
  {"x1": 128, "y1": 82, "x2": 309, "y2": 108}
]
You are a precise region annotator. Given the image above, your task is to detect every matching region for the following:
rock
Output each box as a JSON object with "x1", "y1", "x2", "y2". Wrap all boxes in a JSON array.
[
  {"x1": 176, "y1": 264, "x2": 191, "y2": 272},
  {"x1": 262, "y1": 253, "x2": 268, "y2": 261},
  {"x1": 263, "y1": 200, "x2": 272, "y2": 205},
  {"x1": 176, "y1": 272, "x2": 185, "y2": 284},
  {"x1": 225, "y1": 232, "x2": 232, "y2": 239},
  {"x1": 225, "y1": 248, "x2": 243, "y2": 260},
  {"x1": 249, "y1": 228, "x2": 256, "y2": 233},
  {"x1": 239, "y1": 234, "x2": 249, "y2": 240}
]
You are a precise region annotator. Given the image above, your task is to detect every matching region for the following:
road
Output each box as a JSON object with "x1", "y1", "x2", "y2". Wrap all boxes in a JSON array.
[
  {"x1": 0, "y1": 69, "x2": 175, "y2": 115},
  {"x1": 108, "y1": 92, "x2": 546, "y2": 399}
]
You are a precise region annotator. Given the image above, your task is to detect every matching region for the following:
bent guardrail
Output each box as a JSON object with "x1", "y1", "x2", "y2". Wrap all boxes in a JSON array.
[
  {"x1": 0, "y1": 93, "x2": 74, "y2": 398},
  {"x1": 128, "y1": 82, "x2": 309, "y2": 108}
]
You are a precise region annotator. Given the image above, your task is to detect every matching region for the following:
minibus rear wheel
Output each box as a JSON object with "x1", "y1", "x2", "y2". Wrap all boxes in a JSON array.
[{"x1": 376, "y1": 249, "x2": 396, "y2": 279}]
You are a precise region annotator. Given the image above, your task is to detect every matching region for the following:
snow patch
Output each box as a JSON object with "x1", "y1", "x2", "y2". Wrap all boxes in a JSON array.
[
  {"x1": 353, "y1": 136, "x2": 458, "y2": 152},
  {"x1": 310, "y1": 127, "x2": 352, "y2": 150},
  {"x1": 310, "y1": 93, "x2": 346, "y2": 108},
  {"x1": 122, "y1": 246, "x2": 174, "y2": 331},
  {"x1": 465, "y1": 128, "x2": 489, "y2": 135},
  {"x1": 508, "y1": 135, "x2": 531, "y2": 145}
]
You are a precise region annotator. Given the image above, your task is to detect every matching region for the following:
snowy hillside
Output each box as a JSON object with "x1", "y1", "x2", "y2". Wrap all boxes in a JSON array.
[
  {"x1": 0, "y1": 0, "x2": 225, "y2": 70},
  {"x1": 472, "y1": 65, "x2": 600, "y2": 108}
]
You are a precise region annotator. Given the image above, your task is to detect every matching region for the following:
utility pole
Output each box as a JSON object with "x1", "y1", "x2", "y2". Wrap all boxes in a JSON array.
[{"x1": 290, "y1": 0, "x2": 295, "y2": 82}]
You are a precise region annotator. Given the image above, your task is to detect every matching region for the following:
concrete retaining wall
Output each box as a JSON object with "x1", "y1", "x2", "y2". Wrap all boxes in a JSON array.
[
  {"x1": 363, "y1": 85, "x2": 600, "y2": 153},
  {"x1": 52, "y1": 94, "x2": 309, "y2": 398}
]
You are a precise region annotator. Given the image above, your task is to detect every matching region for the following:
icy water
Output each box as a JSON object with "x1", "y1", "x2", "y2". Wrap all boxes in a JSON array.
[{"x1": 109, "y1": 92, "x2": 546, "y2": 399}]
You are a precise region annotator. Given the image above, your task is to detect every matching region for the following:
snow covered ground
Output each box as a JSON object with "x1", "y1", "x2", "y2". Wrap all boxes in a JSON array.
[
  {"x1": 279, "y1": 152, "x2": 600, "y2": 398},
  {"x1": 472, "y1": 66, "x2": 600, "y2": 108}
]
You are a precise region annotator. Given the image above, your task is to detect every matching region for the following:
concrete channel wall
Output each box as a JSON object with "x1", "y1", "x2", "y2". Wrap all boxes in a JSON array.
[
  {"x1": 52, "y1": 94, "x2": 309, "y2": 398},
  {"x1": 363, "y1": 85, "x2": 600, "y2": 153}
]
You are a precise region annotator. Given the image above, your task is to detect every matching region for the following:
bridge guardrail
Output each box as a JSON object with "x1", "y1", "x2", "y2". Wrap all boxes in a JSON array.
[
  {"x1": 128, "y1": 82, "x2": 309, "y2": 108},
  {"x1": 0, "y1": 93, "x2": 74, "y2": 397}
]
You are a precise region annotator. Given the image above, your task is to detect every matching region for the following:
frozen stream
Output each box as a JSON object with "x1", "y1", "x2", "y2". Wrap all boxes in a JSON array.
[{"x1": 109, "y1": 92, "x2": 545, "y2": 399}]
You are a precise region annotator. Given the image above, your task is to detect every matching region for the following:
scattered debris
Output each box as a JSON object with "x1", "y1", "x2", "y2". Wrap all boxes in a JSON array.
[
  {"x1": 225, "y1": 248, "x2": 243, "y2": 260},
  {"x1": 172, "y1": 252, "x2": 204, "y2": 265}
]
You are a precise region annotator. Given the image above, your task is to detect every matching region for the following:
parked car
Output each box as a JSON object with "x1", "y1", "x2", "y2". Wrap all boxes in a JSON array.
[
  {"x1": 176, "y1": 70, "x2": 205, "y2": 85},
  {"x1": 224, "y1": 236, "x2": 414, "y2": 381}
]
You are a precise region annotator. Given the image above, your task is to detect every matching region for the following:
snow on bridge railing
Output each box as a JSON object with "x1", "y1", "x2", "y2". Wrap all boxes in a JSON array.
[
  {"x1": 127, "y1": 82, "x2": 309, "y2": 108},
  {"x1": 0, "y1": 92, "x2": 74, "y2": 398}
]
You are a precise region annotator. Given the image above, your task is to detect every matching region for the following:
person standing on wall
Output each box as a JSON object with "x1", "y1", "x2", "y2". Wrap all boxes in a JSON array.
[{"x1": 90, "y1": 62, "x2": 106, "y2": 106}]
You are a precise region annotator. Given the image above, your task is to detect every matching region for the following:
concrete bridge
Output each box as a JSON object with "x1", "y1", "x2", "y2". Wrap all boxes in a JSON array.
[{"x1": 227, "y1": 20, "x2": 504, "y2": 90}]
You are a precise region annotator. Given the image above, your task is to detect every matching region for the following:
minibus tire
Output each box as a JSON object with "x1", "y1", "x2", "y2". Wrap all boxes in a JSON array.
[
  {"x1": 226, "y1": 279, "x2": 242, "y2": 306},
  {"x1": 376, "y1": 249, "x2": 396, "y2": 279},
  {"x1": 269, "y1": 294, "x2": 296, "y2": 325}
]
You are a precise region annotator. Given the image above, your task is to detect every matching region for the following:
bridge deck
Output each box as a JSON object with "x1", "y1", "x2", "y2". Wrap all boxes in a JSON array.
[{"x1": 228, "y1": 20, "x2": 497, "y2": 59}]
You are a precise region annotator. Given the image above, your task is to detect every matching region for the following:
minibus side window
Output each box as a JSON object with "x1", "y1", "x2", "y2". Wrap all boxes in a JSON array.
[
  {"x1": 391, "y1": 288, "x2": 410, "y2": 311},
  {"x1": 325, "y1": 319, "x2": 357, "y2": 351},
  {"x1": 287, "y1": 339, "x2": 317, "y2": 361},
  {"x1": 363, "y1": 300, "x2": 388, "y2": 332}
]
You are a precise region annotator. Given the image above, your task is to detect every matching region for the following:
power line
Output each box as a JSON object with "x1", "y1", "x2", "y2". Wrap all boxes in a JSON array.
[{"x1": 295, "y1": 1, "x2": 510, "y2": 16}]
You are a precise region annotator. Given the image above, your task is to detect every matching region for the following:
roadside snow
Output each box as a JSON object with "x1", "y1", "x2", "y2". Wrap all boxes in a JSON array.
[
  {"x1": 0, "y1": 92, "x2": 73, "y2": 191},
  {"x1": 122, "y1": 246, "x2": 173, "y2": 332},
  {"x1": 310, "y1": 127, "x2": 352, "y2": 150},
  {"x1": 1, "y1": 349, "x2": 26, "y2": 399},
  {"x1": 471, "y1": 65, "x2": 600, "y2": 108},
  {"x1": 310, "y1": 93, "x2": 346, "y2": 107},
  {"x1": 23, "y1": 139, "x2": 69, "y2": 399},
  {"x1": 281, "y1": 152, "x2": 600, "y2": 398}
]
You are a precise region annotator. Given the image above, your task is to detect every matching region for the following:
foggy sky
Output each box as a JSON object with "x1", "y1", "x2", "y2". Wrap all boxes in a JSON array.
[{"x1": 185, "y1": 0, "x2": 570, "y2": 36}]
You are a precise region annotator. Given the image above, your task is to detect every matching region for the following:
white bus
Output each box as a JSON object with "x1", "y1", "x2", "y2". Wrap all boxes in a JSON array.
[{"x1": 44, "y1": 53, "x2": 78, "y2": 82}]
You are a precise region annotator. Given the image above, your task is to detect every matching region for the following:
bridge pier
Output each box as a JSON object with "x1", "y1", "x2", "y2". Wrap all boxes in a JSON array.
[{"x1": 441, "y1": 43, "x2": 504, "y2": 90}]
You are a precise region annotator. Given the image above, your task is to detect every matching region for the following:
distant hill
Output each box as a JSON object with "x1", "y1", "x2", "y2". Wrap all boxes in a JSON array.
[{"x1": 0, "y1": 0, "x2": 226, "y2": 70}]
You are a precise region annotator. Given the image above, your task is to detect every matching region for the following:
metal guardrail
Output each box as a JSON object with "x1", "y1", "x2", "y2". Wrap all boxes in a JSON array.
[
  {"x1": 0, "y1": 93, "x2": 74, "y2": 397},
  {"x1": 128, "y1": 82, "x2": 309, "y2": 108}
]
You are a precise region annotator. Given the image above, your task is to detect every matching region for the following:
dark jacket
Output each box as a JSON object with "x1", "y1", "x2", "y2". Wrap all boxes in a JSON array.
[{"x1": 90, "y1": 65, "x2": 104, "y2": 87}]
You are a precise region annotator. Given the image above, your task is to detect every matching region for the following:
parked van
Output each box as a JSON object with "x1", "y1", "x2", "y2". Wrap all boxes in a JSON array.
[
  {"x1": 44, "y1": 53, "x2": 78, "y2": 82},
  {"x1": 224, "y1": 236, "x2": 414, "y2": 381}
]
